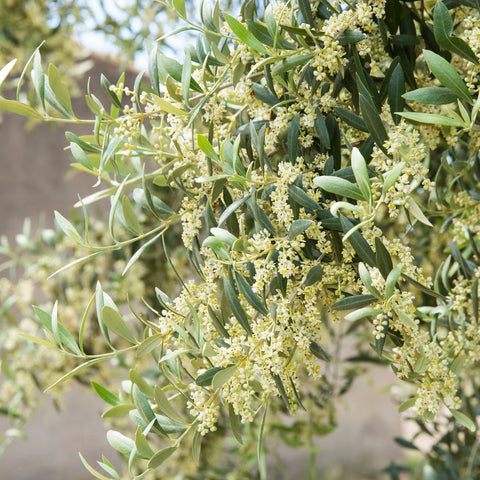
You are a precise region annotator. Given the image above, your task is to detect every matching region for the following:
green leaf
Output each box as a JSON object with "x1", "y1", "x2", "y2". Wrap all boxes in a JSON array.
[
  {"x1": 333, "y1": 107, "x2": 369, "y2": 132},
  {"x1": 150, "y1": 94, "x2": 190, "y2": 116},
  {"x1": 192, "y1": 429, "x2": 202, "y2": 465},
  {"x1": 398, "y1": 397, "x2": 417, "y2": 413},
  {"x1": 315, "y1": 110, "x2": 331, "y2": 148},
  {"x1": 382, "y1": 162, "x2": 405, "y2": 194},
  {"x1": 351, "y1": 148, "x2": 371, "y2": 202},
  {"x1": 212, "y1": 365, "x2": 237, "y2": 389},
  {"x1": 154, "y1": 387, "x2": 185, "y2": 424},
  {"x1": 181, "y1": 49, "x2": 192, "y2": 105},
  {"x1": 434, "y1": 2, "x2": 478, "y2": 64},
  {"x1": 450, "y1": 410, "x2": 477, "y2": 432},
  {"x1": 288, "y1": 185, "x2": 321, "y2": 212},
  {"x1": 102, "y1": 404, "x2": 135, "y2": 419},
  {"x1": 375, "y1": 237, "x2": 393, "y2": 278},
  {"x1": 385, "y1": 265, "x2": 402, "y2": 299},
  {"x1": 91, "y1": 382, "x2": 120, "y2": 406},
  {"x1": 314, "y1": 176, "x2": 365, "y2": 201},
  {"x1": 54, "y1": 210, "x2": 84, "y2": 245},
  {"x1": 0, "y1": 98, "x2": 43, "y2": 119},
  {"x1": 121, "y1": 196, "x2": 143, "y2": 236},
  {"x1": 235, "y1": 271, "x2": 268, "y2": 316},
  {"x1": 211, "y1": 227, "x2": 237, "y2": 246},
  {"x1": 130, "y1": 369, "x2": 155, "y2": 397},
  {"x1": 423, "y1": 50, "x2": 472, "y2": 103},
  {"x1": 79, "y1": 453, "x2": 113, "y2": 480},
  {"x1": 135, "y1": 427, "x2": 154, "y2": 459},
  {"x1": 223, "y1": 275, "x2": 252, "y2": 334},
  {"x1": 223, "y1": 13, "x2": 268, "y2": 54},
  {"x1": 288, "y1": 219, "x2": 313, "y2": 240},
  {"x1": 70, "y1": 142, "x2": 93, "y2": 169},
  {"x1": 148, "y1": 446, "x2": 178, "y2": 469},
  {"x1": 288, "y1": 113, "x2": 300, "y2": 164},
  {"x1": 298, "y1": 0, "x2": 314, "y2": 26},
  {"x1": 101, "y1": 306, "x2": 137, "y2": 344},
  {"x1": 257, "y1": 405, "x2": 268, "y2": 480},
  {"x1": 136, "y1": 334, "x2": 163, "y2": 358},
  {"x1": 46, "y1": 63, "x2": 75, "y2": 118},
  {"x1": 196, "y1": 366, "x2": 226, "y2": 387},
  {"x1": 309, "y1": 341, "x2": 331, "y2": 362},
  {"x1": 406, "y1": 197, "x2": 433, "y2": 227},
  {"x1": 107, "y1": 430, "x2": 135, "y2": 456},
  {"x1": 338, "y1": 30, "x2": 365, "y2": 45},
  {"x1": 197, "y1": 134, "x2": 220, "y2": 162},
  {"x1": 173, "y1": 0, "x2": 186, "y2": 18},
  {"x1": 345, "y1": 307, "x2": 382, "y2": 321},
  {"x1": 340, "y1": 215, "x2": 376, "y2": 267},
  {"x1": 271, "y1": 53, "x2": 314, "y2": 76},
  {"x1": 359, "y1": 92, "x2": 388, "y2": 151},
  {"x1": 304, "y1": 265, "x2": 323, "y2": 286},
  {"x1": 332, "y1": 294, "x2": 377, "y2": 311},
  {"x1": 397, "y1": 111, "x2": 466, "y2": 127},
  {"x1": 0, "y1": 58, "x2": 16, "y2": 89},
  {"x1": 229, "y1": 404, "x2": 243, "y2": 444},
  {"x1": 403, "y1": 87, "x2": 459, "y2": 105},
  {"x1": 388, "y1": 63, "x2": 405, "y2": 125},
  {"x1": 100, "y1": 74, "x2": 122, "y2": 109}
]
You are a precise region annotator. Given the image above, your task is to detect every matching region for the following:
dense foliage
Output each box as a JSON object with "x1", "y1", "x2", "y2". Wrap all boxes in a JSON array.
[{"x1": 2, "y1": 0, "x2": 480, "y2": 478}]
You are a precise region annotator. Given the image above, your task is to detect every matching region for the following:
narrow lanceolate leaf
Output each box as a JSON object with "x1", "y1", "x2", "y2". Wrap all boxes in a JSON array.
[
  {"x1": 288, "y1": 219, "x2": 313, "y2": 240},
  {"x1": 91, "y1": 382, "x2": 120, "y2": 406},
  {"x1": 433, "y1": 2, "x2": 478, "y2": 64},
  {"x1": 150, "y1": 94, "x2": 190, "y2": 116},
  {"x1": 121, "y1": 196, "x2": 143, "y2": 236},
  {"x1": 332, "y1": 294, "x2": 377, "y2": 311},
  {"x1": 154, "y1": 387, "x2": 185, "y2": 424},
  {"x1": 397, "y1": 111, "x2": 466, "y2": 128},
  {"x1": 107, "y1": 430, "x2": 136, "y2": 456},
  {"x1": 309, "y1": 341, "x2": 331, "y2": 362},
  {"x1": 304, "y1": 264, "x2": 323, "y2": 286},
  {"x1": 406, "y1": 197, "x2": 433, "y2": 227},
  {"x1": 223, "y1": 13, "x2": 268, "y2": 54},
  {"x1": 314, "y1": 176, "x2": 365, "y2": 202},
  {"x1": 197, "y1": 134, "x2": 220, "y2": 162},
  {"x1": 235, "y1": 271, "x2": 268, "y2": 316},
  {"x1": 450, "y1": 410, "x2": 477, "y2": 432},
  {"x1": 271, "y1": 53, "x2": 314, "y2": 76},
  {"x1": 403, "y1": 87, "x2": 458, "y2": 105},
  {"x1": 101, "y1": 306, "x2": 137, "y2": 344},
  {"x1": 148, "y1": 446, "x2": 178, "y2": 469},
  {"x1": 54, "y1": 211, "x2": 85, "y2": 245},
  {"x1": 0, "y1": 98, "x2": 43, "y2": 119},
  {"x1": 345, "y1": 307, "x2": 382, "y2": 321},
  {"x1": 46, "y1": 63, "x2": 75, "y2": 118},
  {"x1": 385, "y1": 265, "x2": 402, "y2": 299},
  {"x1": 218, "y1": 196, "x2": 248, "y2": 227},
  {"x1": 223, "y1": 276, "x2": 252, "y2": 334},
  {"x1": 196, "y1": 366, "x2": 226, "y2": 387},
  {"x1": 359, "y1": 92, "x2": 388, "y2": 152},
  {"x1": 375, "y1": 237, "x2": 393, "y2": 278},
  {"x1": 388, "y1": 63, "x2": 405, "y2": 125},
  {"x1": 212, "y1": 365, "x2": 237, "y2": 389},
  {"x1": 288, "y1": 185, "x2": 320, "y2": 212},
  {"x1": 340, "y1": 215, "x2": 376, "y2": 267},
  {"x1": 333, "y1": 107, "x2": 369, "y2": 132},
  {"x1": 0, "y1": 58, "x2": 16, "y2": 88},
  {"x1": 135, "y1": 427, "x2": 154, "y2": 459},
  {"x1": 229, "y1": 404, "x2": 243, "y2": 444},
  {"x1": 351, "y1": 148, "x2": 371, "y2": 202},
  {"x1": 382, "y1": 162, "x2": 405, "y2": 194},
  {"x1": 423, "y1": 50, "x2": 472, "y2": 104}
]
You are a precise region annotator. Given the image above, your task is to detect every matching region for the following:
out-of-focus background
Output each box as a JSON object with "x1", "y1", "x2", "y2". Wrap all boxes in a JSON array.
[{"x1": 0, "y1": 2, "x2": 405, "y2": 478}]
